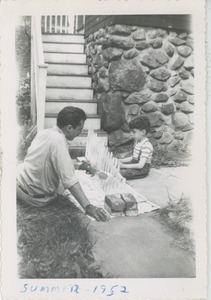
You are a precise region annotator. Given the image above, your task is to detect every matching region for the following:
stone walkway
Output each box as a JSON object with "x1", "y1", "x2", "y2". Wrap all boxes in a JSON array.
[{"x1": 89, "y1": 166, "x2": 195, "y2": 278}]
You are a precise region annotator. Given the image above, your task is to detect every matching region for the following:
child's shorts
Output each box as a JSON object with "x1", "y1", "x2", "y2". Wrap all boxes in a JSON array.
[{"x1": 120, "y1": 163, "x2": 151, "y2": 180}]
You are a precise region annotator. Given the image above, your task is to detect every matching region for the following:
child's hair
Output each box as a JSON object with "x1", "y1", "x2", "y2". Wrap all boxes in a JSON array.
[{"x1": 129, "y1": 115, "x2": 151, "y2": 134}]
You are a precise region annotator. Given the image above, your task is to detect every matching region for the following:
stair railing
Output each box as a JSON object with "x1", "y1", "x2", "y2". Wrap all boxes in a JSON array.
[
  {"x1": 41, "y1": 15, "x2": 74, "y2": 34},
  {"x1": 31, "y1": 16, "x2": 48, "y2": 132}
]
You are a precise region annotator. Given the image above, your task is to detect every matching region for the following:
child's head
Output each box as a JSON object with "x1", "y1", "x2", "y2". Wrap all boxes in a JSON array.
[{"x1": 129, "y1": 115, "x2": 151, "y2": 142}]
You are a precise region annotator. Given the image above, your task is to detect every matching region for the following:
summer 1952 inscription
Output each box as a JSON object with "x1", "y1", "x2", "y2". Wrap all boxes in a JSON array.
[{"x1": 20, "y1": 283, "x2": 129, "y2": 297}]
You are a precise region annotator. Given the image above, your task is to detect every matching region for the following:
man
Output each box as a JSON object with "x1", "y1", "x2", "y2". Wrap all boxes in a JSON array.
[{"x1": 17, "y1": 106, "x2": 109, "y2": 222}]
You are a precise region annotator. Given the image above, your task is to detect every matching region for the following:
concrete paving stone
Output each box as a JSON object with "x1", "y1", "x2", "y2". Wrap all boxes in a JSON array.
[{"x1": 88, "y1": 167, "x2": 195, "y2": 278}]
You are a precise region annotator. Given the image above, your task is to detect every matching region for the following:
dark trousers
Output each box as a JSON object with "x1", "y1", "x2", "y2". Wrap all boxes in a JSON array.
[{"x1": 120, "y1": 163, "x2": 151, "y2": 180}]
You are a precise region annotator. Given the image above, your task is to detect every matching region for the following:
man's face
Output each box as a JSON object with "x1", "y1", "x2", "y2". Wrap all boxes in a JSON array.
[{"x1": 65, "y1": 119, "x2": 84, "y2": 141}]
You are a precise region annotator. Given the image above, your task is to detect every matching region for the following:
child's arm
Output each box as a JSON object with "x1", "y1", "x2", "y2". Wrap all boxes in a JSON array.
[
  {"x1": 118, "y1": 156, "x2": 133, "y2": 163},
  {"x1": 119, "y1": 157, "x2": 147, "y2": 169}
]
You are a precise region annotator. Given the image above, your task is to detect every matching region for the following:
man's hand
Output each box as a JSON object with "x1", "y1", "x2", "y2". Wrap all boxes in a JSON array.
[
  {"x1": 78, "y1": 161, "x2": 98, "y2": 176},
  {"x1": 85, "y1": 204, "x2": 110, "y2": 222},
  {"x1": 78, "y1": 160, "x2": 92, "y2": 171}
]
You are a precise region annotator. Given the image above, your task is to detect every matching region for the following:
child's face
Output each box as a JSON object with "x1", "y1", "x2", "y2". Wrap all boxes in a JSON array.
[{"x1": 131, "y1": 128, "x2": 146, "y2": 142}]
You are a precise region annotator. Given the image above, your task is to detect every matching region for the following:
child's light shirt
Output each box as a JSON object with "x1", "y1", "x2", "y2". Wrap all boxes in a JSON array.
[{"x1": 132, "y1": 137, "x2": 153, "y2": 164}]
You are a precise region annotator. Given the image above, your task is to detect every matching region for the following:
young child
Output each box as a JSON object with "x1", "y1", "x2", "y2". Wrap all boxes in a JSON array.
[{"x1": 119, "y1": 115, "x2": 153, "y2": 180}]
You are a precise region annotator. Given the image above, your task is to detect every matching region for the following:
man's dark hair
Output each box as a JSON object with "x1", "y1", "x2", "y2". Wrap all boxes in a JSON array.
[
  {"x1": 57, "y1": 106, "x2": 87, "y2": 128},
  {"x1": 129, "y1": 115, "x2": 151, "y2": 134}
]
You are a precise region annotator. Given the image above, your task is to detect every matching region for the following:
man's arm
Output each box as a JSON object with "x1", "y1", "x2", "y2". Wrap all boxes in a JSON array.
[{"x1": 69, "y1": 182, "x2": 109, "y2": 222}]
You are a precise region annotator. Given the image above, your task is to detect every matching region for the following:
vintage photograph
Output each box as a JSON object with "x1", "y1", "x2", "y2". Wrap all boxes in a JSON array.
[
  {"x1": 16, "y1": 14, "x2": 196, "y2": 279},
  {"x1": 0, "y1": 1, "x2": 207, "y2": 298}
]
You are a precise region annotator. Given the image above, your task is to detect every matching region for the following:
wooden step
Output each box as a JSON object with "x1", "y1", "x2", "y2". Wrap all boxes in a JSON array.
[
  {"x1": 46, "y1": 75, "x2": 92, "y2": 88},
  {"x1": 44, "y1": 52, "x2": 86, "y2": 64},
  {"x1": 42, "y1": 34, "x2": 85, "y2": 44},
  {"x1": 69, "y1": 146, "x2": 86, "y2": 159},
  {"x1": 45, "y1": 100, "x2": 97, "y2": 114},
  {"x1": 46, "y1": 87, "x2": 93, "y2": 101},
  {"x1": 68, "y1": 130, "x2": 108, "y2": 147},
  {"x1": 43, "y1": 42, "x2": 84, "y2": 53},
  {"x1": 45, "y1": 114, "x2": 101, "y2": 130},
  {"x1": 47, "y1": 63, "x2": 88, "y2": 76}
]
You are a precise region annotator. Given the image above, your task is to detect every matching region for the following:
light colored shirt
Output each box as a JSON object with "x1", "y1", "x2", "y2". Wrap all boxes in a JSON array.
[
  {"x1": 17, "y1": 126, "x2": 78, "y2": 195},
  {"x1": 132, "y1": 138, "x2": 153, "y2": 164}
]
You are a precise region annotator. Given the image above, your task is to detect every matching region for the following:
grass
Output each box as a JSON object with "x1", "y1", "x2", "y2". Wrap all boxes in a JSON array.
[
  {"x1": 17, "y1": 196, "x2": 103, "y2": 278},
  {"x1": 159, "y1": 193, "x2": 195, "y2": 256}
]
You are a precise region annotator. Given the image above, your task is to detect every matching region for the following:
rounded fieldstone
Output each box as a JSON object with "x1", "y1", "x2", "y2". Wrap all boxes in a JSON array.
[
  {"x1": 148, "y1": 112, "x2": 164, "y2": 127},
  {"x1": 184, "y1": 55, "x2": 194, "y2": 70},
  {"x1": 150, "y1": 68, "x2": 171, "y2": 81},
  {"x1": 136, "y1": 41, "x2": 149, "y2": 50},
  {"x1": 188, "y1": 113, "x2": 194, "y2": 124},
  {"x1": 180, "y1": 80, "x2": 194, "y2": 95},
  {"x1": 174, "y1": 131, "x2": 184, "y2": 140},
  {"x1": 109, "y1": 35, "x2": 135, "y2": 50},
  {"x1": 121, "y1": 122, "x2": 131, "y2": 132},
  {"x1": 169, "y1": 37, "x2": 186, "y2": 46},
  {"x1": 178, "y1": 32, "x2": 188, "y2": 39},
  {"x1": 131, "y1": 26, "x2": 137, "y2": 31},
  {"x1": 173, "y1": 90, "x2": 188, "y2": 102},
  {"x1": 124, "y1": 90, "x2": 151, "y2": 104},
  {"x1": 165, "y1": 44, "x2": 175, "y2": 57},
  {"x1": 91, "y1": 48, "x2": 97, "y2": 56},
  {"x1": 108, "y1": 130, "x2": 133, "y2": 147},
  {"x1": 123, "y1": 49, "x2": 139, "y2": 59},
  {"x1": 147, "y1": 78, "x2": 166, "y2": 92},
  {"x1": 142, "y1": 101, "x2": 157, "y2": 113},
  {"x1": 177, "y1": 45, "x2": 192, "y2": 57},
  {"x1": 109, "y1": 58, "x2": 146, "y2": 92},
  {"x1": 153, "y1": 130, "x2": 163, "y2": 139},
  {"x1": 188, "y1": 96, "x2": 194, "y2": 104},
  {"x1": 140, "y1": 51, "x2": 169, "y2": 69},
  {"x1": 132, "y1": 28, "x2": 146, "y2": 40},
  {"x1": 172, "y1": 111, "x2": 189, "y2": 128},
  {"x1": 179, "y1": 69, "x2": 189, "y2": 80},
  {"x1": 103, "y1": 61, "x2": 109, "y2": 68},
  {"x1": 190, "y1": 68, "x2": 194, "y2": 77},
  {"x1": 98, "y1": 78, "x2": 110, "y2": 92},
  {"x1": 87, "y1": 34, "x2": 94, "y2": 43},
  {"x1": 169, "y1": 75, "x2": 181, "y2": 87},
  {"x1": 92, "y1": 72, "x2": 98, "y2": 82},
  {"x1": 161, "y1": 103, "x2": 175, "y2": 115},
  {"x1": 102, "y1": 47, "x2": 123, "y2": 61},
  {"x1": 183, "y1": 131, "x2": 194, "y2": 146},
  {"x1": 182, "y1": 123, "x2": 194, "y2": 132},
  {"x1": 180, "y1": 102, "x2": 194, "y2": 113},
  {"x1": 98, "y1": 91, "x2": 125, "y2": 132},
  {"x1": 149, "y1": 38, "x2": 163, "y2": 49},
  {"x1": 186, "y1": 37, "x2": 194, "y2": 49},
  {"x1": 152, "y1": 93, "x2": 169, "y2": 102},
  {"x1": 159, "y1": 132, "x2": 174, "y2": 144},
  {"x1": 141, "y1": 55, "x2": 161, "y2": 69},
  {"x1": 147, "y1": 28, "x2": 167, "y2": 39},
  {"x1": 93, "y1": 53, "x2": 104, "y2": 68},
  {"x1": 109, "y1": 24, "x2": 131, "y2": 36},
  {"x1": 170, "y1": 55, "x2": 184, "y2": 70},
  {"x1": 121, "y1": 92, "x2": 130, "y2": 99},
  {"x1": 167, "y1": 139, "x2": 184, "y2": 151},
  {"x1": 98, "y1": 28, "x2": 105, "y2": 38},
  {"x1": 168, "y1": 88, "x2": 178, "y2": 97},
  {"x1": 127, "y1": 104, "x2": 140, "y2": 115},
  {"x1": 99, "y1": 66, "x2": 108, "y2": 78}
]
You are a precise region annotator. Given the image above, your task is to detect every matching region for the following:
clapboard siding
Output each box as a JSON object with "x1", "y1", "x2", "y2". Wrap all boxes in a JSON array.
[
  {"x1": 85, "y1": 15, "x2": 191, "y2": 37},
  {"x1": 85, "y1": 16, "x2": 115, "y2": 37}
]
